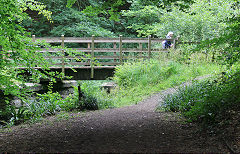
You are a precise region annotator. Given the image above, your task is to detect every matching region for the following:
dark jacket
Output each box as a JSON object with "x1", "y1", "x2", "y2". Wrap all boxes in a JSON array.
[{"x1": 162, "y1": 35, "x2": 172, "y2": 49}]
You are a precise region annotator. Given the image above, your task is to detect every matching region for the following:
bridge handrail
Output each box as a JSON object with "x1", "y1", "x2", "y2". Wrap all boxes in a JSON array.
[
  {"x1": 34, "y1": 36, "x2": 175, "y2": 43},
  {"x1": 30, "y1": 35, "x2": 181, "y2": 79}
]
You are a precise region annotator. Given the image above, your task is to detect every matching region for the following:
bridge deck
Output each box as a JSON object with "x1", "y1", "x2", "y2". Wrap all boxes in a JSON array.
[{"x1": 20, "y1": 36, "x2": 177, "y2": 80}]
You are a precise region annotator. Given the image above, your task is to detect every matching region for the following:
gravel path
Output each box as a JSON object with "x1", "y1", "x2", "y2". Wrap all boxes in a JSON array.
[{"x1": 0, "y1": 79, "x2": 228, "y2": 153}]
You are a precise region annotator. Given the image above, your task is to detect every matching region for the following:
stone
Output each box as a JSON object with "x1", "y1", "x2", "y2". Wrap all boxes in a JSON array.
[{"x1": 101, "y1": 82, "x2": 117, "y2": 93}]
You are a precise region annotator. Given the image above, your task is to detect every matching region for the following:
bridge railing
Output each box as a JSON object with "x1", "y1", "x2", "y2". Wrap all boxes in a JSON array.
[{"x1": 31, "y1": 35, "x2": 179, "y2": 78}]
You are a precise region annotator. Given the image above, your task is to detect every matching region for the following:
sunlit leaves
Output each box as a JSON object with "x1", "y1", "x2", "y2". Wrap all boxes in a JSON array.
[
  {"x1": 155, "y1": 0, "x2": 237, "y2": 41},
  {"x1": 66, "y1": 0, "x2": 77, "y2": 8},
  {"x1": 18, "y1": 0, "x2": 52, "y2": 22},
  {"x1": 0, "y1": 0, "x2": 54, "y2": 97}
]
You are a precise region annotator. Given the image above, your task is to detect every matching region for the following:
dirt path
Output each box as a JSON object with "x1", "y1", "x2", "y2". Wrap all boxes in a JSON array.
[{"x1": 0, "y1": 85, "x2": 228, "y2": 153}]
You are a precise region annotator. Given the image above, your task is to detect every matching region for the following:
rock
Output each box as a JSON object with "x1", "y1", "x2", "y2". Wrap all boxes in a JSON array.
[{"x1": 101, "y1": 82, "x2": 117, "y2": 93}]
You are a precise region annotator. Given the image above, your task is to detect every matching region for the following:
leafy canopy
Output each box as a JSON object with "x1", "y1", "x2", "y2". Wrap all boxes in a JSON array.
[{"x1": 0, "y1": 0, "x2": 52, "y2": 97}]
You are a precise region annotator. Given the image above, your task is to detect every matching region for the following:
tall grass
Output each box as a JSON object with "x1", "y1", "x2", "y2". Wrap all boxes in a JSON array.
[
  {"x1": 79, "y1": 80, "x2": 115, "y2": 110},
  {"x1": 0, "y1": 48, "x2": 223, "y2": 127},
  {"x1": 160, "y1": 63, "x2": 240, "y2": 126},
  {"x1": 111, "y1": 56, "x2": 222, "y2": 107}
]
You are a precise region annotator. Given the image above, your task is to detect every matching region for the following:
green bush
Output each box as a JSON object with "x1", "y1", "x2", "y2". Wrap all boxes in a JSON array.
[
  {"x1": 79, "y1": 81, "x2": 115, "y2": 110},
  {"x1": 113, "y1": 59, "x2": 181, "y2": 87},
  {"x1": 0, "y1": 90, "x2": 79, "y2": 126},
  {"x1": 26, "y1": 90, "x2": 79, "y2": 121},
  {"x1": 111, "y1": 57, "x2": 221, "y2": 107},
  {"x1": 161, "y1": 64, "x2": 240, "y2": 125}
]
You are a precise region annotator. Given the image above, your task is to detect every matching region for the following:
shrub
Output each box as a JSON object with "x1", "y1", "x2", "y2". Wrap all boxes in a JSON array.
[
  {"x1": 161, "y1": 64, "x2": 240, "y2": 125},
  {"x1": 0, "y1": 89, "x2": 79, "y2": 126},
  {"x1": 79, "y1": 81, "x2": 115, "y2": 110},
  {"x1": 113, "y1": 59, "x2": 181, "y2": 87}
]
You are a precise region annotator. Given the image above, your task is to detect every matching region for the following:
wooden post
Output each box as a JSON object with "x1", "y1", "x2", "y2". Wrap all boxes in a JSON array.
[
  {"x1": 61, "y1": 35, "x2": 65, "y2": 75},
  {"x1": 148, "y1": 35, "x2": 151, "y2": 59},
  {"x1": 113, "y1": 42, "x2": 117, "y2": 63},
  {"x1": 91, "y1": 35, "x2": 95, "y2": 79},
  {"x1": 119, "y1": 35, "x2": 123, "y2": 64},
  {"x1": 32, "y1": 35, "x2": 36, "y2": 42},
  {"x1": 173, "y1": 38, "x2": 176, "y2": 49},
  {"x1": 87, "y1": 43, "x2": 91, "y2": 64},
  {"x1": 174, "y1": 36, "x2": 180, "y2": 49},
  {"x1": 139, "y1": 43, "x2": 143, "y2": 58}
]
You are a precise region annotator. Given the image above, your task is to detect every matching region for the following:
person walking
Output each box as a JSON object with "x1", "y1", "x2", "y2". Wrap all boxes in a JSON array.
[{"x1": 162, "y1": 32, "x2": 174, "y2": 49}]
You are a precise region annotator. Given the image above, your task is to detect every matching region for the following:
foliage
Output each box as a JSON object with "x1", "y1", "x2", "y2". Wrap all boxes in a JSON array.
[
  {"x1": 79, "y1": 81, "x2": 115, "y2": 110},
  {"x1": 122, "y1": 5, "x2": 162, "y2": 37},
  {"x1": 23, "y1": 0, "x2": 117, "y2": 37},
  {"x1": 18, "y1": 0, "x2": 52, "y2": 21},
  {"x1": 50, "y1": 9, "x2": 114, "y2": 37},
  {"x1": 1, "y1": 0, "x2": 238, "y2": 129},
  {"x1": 156, "y1": 0, "x2": 235, "y2": 41},
  {"x1": 81, "y1": 0, "x2": 128, "y2": 21},
  {"x1": 196, "y1": 10, "x2": 240, "y2": 66},
  {"x1": 24, "y1": 0, "x2": 196, "y2": 38},
  {"x1": 0, "y1": 0, "x2": 56, "y2": 97},
  {"x1": 112, "y1": 57, "x2": 221, "y2": 106},
  {"x1": 161, "y1": 63, "x2": 240, "y2": 125},
  {"x1": 78, "y1": 0, "x2": 194, "y2": 22},
  {"x1": 27, "y1": 91, "x2": 78, "y2": 121},
  {"x1": 113, "y1": 59, "x2": 180, "y2": 87},
  {"x1": 1, "y1": 89, "x2": 79, "y2": 126}
]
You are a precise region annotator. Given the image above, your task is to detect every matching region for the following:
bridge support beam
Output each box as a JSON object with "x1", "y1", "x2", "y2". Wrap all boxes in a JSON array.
[{"x1": 43, "y1": 67, "x2": 115, "y2": 80}]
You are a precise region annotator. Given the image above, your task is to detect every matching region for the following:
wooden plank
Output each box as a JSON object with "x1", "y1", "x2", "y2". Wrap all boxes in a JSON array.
[
  {"x1": 148, "y1": 35, "x2": 151, "y2": 58},
  {"x1": 38, "y1": 48, "x2": 167, "y2": 53},
  {"x1": 17, "y1": 66, "x2": 116, "y2": 69},
  {"x1": 177, "y1": 41, "x2": 200, "y2": 44},
  {"x1": 95, "y1": 56, "x2": 119, "y2": 59},
  {"x1": 91, "y1": 35, "x2": 95, "y2": 79},
  {"x1": 32, "y1": 35, "x2": 36, "y2": 42},
  {"x1": 46, "y1": 55, "x2": 148, "y2": 60},
  {"x1": 151, "y1": 38, "x2": 173, "y2": 43},
  {"x1": 122, "y1": 56, "x2": 148, "y2": 59},
  {"x1": 53, "y1": 62, "x2": 120, "y2": 66},
  {"x1": 173, "y1": 38, "x2": 176, "y2": 49},
  {"x1": 53, "y1": 62, "x2": 90, "y2": 65},
  {"x1": 119, "y1": 35, "x2": 123, "y2": 63},
  {"x1": 99, "y1": 62, "x2": 120, "y2": 65},
  {"x1": 113, "y1": 42, "x2": 117, "y2": 63},
  {"x1": 36, "y1": 37, "x2": 62, "y2": 43},
  {"x1": 139, "y1": 43, "x2": 143, "y2": 57},
  {"x1": 45, "y1": 55, "x2": 120, "y2": 59},
  {"x1": 151, "y1": 50, "x2": 169, "y2": 53},
  {"x1": 35, "y1": 37, "x2": 173, "y2": 43},
  {"x1": 61, "y1": 35, "x2": 65, "y2": 74}
]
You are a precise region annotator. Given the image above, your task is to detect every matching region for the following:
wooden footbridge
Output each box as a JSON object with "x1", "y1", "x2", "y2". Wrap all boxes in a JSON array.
[{"x1": 24, "y1": 35, "x2": 179, "y2": 80}]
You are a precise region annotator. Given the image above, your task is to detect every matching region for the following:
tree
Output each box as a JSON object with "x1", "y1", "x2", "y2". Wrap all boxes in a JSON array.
[
  {"x1": 156, "y1": 0, "x2": 236, "y2": 41},
  {"x1": 0, "y1": 0, "x2": 52, "y2": 97},
  {"x1": 198, "y1": 7, "x2": 240, "y2": 66},
  {"x1": 22, "y1": 0, "x2": 117, "y2": 37}
]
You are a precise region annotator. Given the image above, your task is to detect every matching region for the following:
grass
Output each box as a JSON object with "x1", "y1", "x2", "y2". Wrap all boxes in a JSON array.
[
  {"x1": 0, "y1": 49, "x2": 224, "y2": 127},
  {"x1": 78, "y1": 49, "x2": 223, "y2": 109},
  {"x1": 160, "y1": 63, "x2": 240, "y2": 126},
  {"x1": 110, "y1": 59, "x2": 222, "y2": 107}
]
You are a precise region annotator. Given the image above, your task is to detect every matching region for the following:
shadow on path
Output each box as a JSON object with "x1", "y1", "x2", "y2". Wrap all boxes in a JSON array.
[{"x1": 0, "y1": 82, "x2": 227, "y2": 153}]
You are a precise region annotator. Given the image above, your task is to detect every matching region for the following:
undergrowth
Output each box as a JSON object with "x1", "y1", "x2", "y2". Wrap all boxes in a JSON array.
[
  {"x1": 79, "y1": 80, "x2": 115, "y2": 110},
  {"x1": 160, "y1": 63, "x2": 240, "y2": 127},
  {"x1": 111, "y1": 57, "x2": 221, "y2": 107},
  {"x1": 0, "y1": 89, "x2": 79, "y2": 127},
  {"x1": 0, "y1": 50, "x2": 222, "y2": 127}
]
